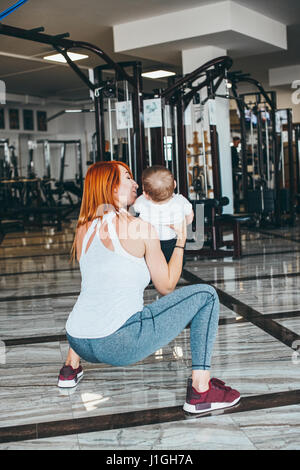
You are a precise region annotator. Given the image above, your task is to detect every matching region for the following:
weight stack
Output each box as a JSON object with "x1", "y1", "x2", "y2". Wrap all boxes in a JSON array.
[
  {"x1": 247, "y1": 189, "x2": 275, "y2": 214},
  {"x1": 247, "y1": 190, "x2": 263, "y2": 213},
  {"x1": 263, "y1": 189, "x2": 275, "y2": 213},
  {"x1": 279, "y1": 188, "x2": 290, "y2": 213}
]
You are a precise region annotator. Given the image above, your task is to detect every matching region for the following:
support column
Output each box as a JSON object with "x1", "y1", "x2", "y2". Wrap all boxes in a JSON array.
[{"x1": 182, "y1": 46, "x2": 234, "y2": 213}]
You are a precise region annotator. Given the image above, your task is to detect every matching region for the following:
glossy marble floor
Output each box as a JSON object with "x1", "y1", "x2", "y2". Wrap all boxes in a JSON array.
[{"x1": 0, "y1": 220, "x2": 299, "y2": 450}]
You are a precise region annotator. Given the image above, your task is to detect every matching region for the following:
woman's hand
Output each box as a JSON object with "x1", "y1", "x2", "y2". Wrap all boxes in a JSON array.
[{"x1": 169, "y1": 218, "x2": 187, "y2": 245}]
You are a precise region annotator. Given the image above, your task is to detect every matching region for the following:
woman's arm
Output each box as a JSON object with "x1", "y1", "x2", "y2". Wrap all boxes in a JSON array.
[
  {"x1": 185, "y1": 209, "x2": 194, "y2": 226},
  {"x1": 143, "y1": 220, "x2": 187, "y2": 296}
]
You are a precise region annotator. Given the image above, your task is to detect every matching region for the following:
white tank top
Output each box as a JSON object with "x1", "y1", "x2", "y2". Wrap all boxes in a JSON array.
[{"x1": 66, "y1": 212, "x2": 150, "y2": 339}]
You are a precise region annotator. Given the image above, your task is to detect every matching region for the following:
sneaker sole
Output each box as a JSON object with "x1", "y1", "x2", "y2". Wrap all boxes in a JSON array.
[
  {"x1": 183, "y1": 396, "x2": 240, "y2": 414},
  {"x1": 57, "y1": 371, "x2": 83, "y2": 389}
]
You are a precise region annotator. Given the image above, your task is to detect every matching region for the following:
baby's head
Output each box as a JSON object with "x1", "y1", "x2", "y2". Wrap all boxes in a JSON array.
[{"x1": 142, "y1": 165, "x2": 175, "y2": 203}]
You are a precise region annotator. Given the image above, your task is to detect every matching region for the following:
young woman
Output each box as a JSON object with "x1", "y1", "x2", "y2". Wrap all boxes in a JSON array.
[{"x1": 58, "y1": 161, "x2": 240, "y2": 414}]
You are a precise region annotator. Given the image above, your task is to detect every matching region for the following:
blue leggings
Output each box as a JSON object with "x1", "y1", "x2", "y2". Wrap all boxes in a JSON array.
[{"x1": 67, "y1": 284, "x2": 219, "y2": 370}]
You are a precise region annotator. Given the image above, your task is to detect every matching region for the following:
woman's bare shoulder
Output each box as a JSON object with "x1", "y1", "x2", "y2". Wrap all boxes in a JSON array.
[
  {"x1": 76, "y1": 221, "x2": 95, "y2": 246},
  {"x1": 77, "y1": 221, "x2": 93, "y2": 236},
  {"x1": 77, "y1": 223, "x2": 87, "y2": 234}
]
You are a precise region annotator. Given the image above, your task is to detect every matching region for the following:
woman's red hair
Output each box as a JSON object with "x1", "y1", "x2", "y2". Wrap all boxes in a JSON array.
[{"x1": 71, "y1": 160, "x2": 133, "y2": 261}]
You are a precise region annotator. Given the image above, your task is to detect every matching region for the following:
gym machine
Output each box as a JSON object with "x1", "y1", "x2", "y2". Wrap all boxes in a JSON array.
[
  {"x1": 0, "y1": 139, "x2": 10, "y2": 178},
  {"x1": 0, "y1": 170, "x2": 59, "y2": 233},
  {"x1": 36, "y1": 139, "x2": 83, "y2": 203},
  {"x1": 0, "y1": 23, "x2": 144, "y2": 183},
  {"x1": 228, "y1": 72, "x2": 276, "y2": 214},
  {"x1": 0, "y1": 135, "x2": 83, "y2": 232},
  {"x1": 90, "y1": 57, "x2": 246, "y2": 258},
  {"x1": 229, "y1": 71, "x2": 299, "y2": 227},
  {"x1": 294, "y1": 123, "x2": 300, "y2": 211},
  {"x1": 0, "y1": 139, "x2": 25, "y2": 232},
  {"x1": 241, "y1": 91, "x2": 277, "y2": 223},
  {"x1": 275, "y1": 109, "x2": 297, "y2": 225},
  {"x1": 0, "y1": 139, "x2": 19, "y2": 179},
  {"x1": 155, "y1": 57, "x2": 249, "y2": 258},
  {"x1": 0, "y1": 24, "x2": 252, "y2": 253},
  {"x1": 159, "y1": 56, "x2": 233, "y2": 200},
  {"x1": 0, "y1": 23, "x2": 147, "y2": 233},
  {"x1": 229, "y1": 73, "x2": 280, "y2": 225},
  {"x1": 91, "y1": 61, "x2": 145, "y2": 184}
]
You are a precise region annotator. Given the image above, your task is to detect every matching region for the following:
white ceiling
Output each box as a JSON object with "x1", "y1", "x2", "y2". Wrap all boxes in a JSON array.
[{"x1": 0, "y1": 0, "x2": 299, "y2": 101}]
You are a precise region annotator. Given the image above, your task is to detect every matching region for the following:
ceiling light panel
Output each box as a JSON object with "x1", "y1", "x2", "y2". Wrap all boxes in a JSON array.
[
  {"x1": 43, "y1": 52, "x2": 89, "y2": 63},
  {"x1": 141, "y1": 70, "x2": 176, "y2": 79}
]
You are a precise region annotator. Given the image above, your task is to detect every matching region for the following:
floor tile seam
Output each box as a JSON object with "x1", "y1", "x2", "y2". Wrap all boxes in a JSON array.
[
  {"x1": 243, "y1": 249, "x2": 300, "y2": 258},
  {"x1": 2, "y1": 231, "x2": 75, "y2": 241},
  {"x1": 1, "y1": 268, "x2": 298, "y2": 282},
  {"x1": 0, "y1": 268, "x2": 79, "y2": 277},
  {"x1": 247, "y1": 228, "x2": 300, "y2": 245},
  {"x1": 1, "y1": 246, "x2": 300, "y2": 262},
  {"x1": 5, "y1": 233, "x2": 74, "y2": 242},
  {"x1": 0, "y1": 252, "x2": 70, "y2": 261},
  {"x1": 0, "y1": 227, "x2": 295, "y2": 247},
  {"x1": 0, "y1": 292, "x2": 79, "y2": 302},
  {"x1": 2, "y1": 233, "x2": 74, "y2": 240},
  {"x1": 0, "y1": 240, "x2": 73, "y2": 250},
  {"x1": 191, "y1": 272, "x2": 300, "y2": 284},
  {"x1": 228, "y1": 416, "x2": 260, "y2": 450},
  {"x1": 0, "y1": 389, "x2": 299, "y2": 444}
]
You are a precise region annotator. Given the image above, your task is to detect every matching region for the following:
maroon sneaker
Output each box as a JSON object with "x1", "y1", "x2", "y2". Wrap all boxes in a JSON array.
[
  {"x1": 183, "y1": 377, "x2": 240, "y2": 414},
  {"x1": 57, "y1": 364, "x2": 83, "y2": 388}
]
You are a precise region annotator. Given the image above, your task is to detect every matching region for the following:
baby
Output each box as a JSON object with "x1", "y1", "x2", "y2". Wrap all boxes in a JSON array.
[{"x1": 133, "y1": 165, "x2": 194, "y2": 262}]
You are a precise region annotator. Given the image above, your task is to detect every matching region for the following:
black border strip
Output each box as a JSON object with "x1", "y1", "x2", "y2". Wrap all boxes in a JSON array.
[
  {"x1": 0, "y1": 389, "x2": 299, "y2": 444},
  {"x1": 182, "y1": 269, "x2": 300, "y2": 351},
  {"x1": 4, "y1": 334, "x2": 67, "y2": 346}
]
